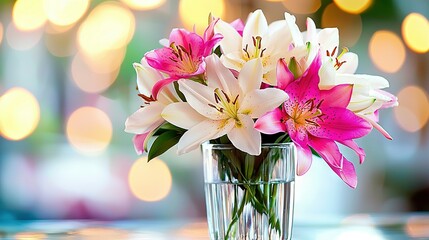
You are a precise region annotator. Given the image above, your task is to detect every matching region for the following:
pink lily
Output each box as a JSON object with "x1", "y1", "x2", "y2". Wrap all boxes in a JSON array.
[
  {"x1": 255, "y1": 55, "x2": 372, "y2": 188},
  {"x1": 145, "y1": 22, "x2": 223, "y2": 99}
]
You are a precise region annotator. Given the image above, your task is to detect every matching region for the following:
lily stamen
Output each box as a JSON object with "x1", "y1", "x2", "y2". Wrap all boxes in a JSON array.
[{"x1": 138, "y1": 93, "x2": 155, "y2": 103}]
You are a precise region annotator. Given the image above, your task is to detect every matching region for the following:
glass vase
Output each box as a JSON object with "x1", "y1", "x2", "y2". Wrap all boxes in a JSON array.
[{"x1": 202, "y1": 142, "x2": 296, "y2": 240}]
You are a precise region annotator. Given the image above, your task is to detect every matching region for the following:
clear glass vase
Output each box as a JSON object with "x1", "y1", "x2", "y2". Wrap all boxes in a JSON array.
[{"x1": 202, "y1": 142, "x2": 296, "y2": 240}]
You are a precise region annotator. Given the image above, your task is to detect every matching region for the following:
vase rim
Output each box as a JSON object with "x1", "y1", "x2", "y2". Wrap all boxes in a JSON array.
[{"x1": 202, "y1": 142, "x2": 295, "y2": 150}]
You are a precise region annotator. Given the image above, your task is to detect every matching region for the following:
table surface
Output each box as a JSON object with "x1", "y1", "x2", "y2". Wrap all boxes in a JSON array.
[{"x1": 1, "y1": 213, "x2": 429, "y2": 239}]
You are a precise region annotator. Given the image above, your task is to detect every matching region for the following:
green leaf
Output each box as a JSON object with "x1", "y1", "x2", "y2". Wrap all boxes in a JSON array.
[
  {"x1": 173, "y1": 81, "x2": 187, "y2": 102},
  {"x1": 148, "y1": 131, "x2": 181, "y2": 161}
]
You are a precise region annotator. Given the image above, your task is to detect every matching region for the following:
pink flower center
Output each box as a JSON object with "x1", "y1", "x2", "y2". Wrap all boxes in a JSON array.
[
  {"x1": 286, "y1": 98, "x2": 324, "y2": 127},
  {"x1": 170, "y1": 42, "x2": 199, "y2": 73}
]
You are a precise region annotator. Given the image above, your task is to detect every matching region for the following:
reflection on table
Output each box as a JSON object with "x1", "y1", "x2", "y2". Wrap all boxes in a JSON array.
[{"x1": 1, "y1": 213, "x2": 429, "y2": 239}]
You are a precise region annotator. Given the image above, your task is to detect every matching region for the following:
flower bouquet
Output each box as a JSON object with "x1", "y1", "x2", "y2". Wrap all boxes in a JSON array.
[{"x1": 125, "y1": 9, "x2": 397, "y2": 240}]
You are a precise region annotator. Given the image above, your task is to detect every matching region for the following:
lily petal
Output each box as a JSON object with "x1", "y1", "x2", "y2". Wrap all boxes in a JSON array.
[
  {"x1": 134, "y1": 61, "x2": 163, "y2": 97},
  {"x1": 339, "y1": 139, "x2": 366, "y2": 164},
  {"x1": 230, "y1": 18, "x2": 244, "y2": 36},
  {"x1": 307, "y1": 107, "x2": 372, "y2": 140},
  {"x1": 219, "y1": 52, "x2": 247, "y2": 72},
  {"x1": 125, "y1": 102, "x2": 165, "y2": 134},
  {"x1": 318, "y1": 59, "x2": 337, "y2": 89},
  {"x1": 178, "y1": 80, "x2": 222, "y2": 120},
  {"x1": 336, "y1": 74, "x2": 390, "y2": 89},
  {"x1": 133, "y1": 133, "x2": 149, "y2": 155},
  {"x1": 162, "y1": 102, "x2": 205, "y2": 129},
  {"x1": 284, "y1": 12, "x2": 303, "y2": 46},
  {"x1": 227, "y1": 114, "x2": 261, "y2": 155},
  {"x1": 205, "y1": 54, "x2": 240, "y2": 96},
  {"x1": 254, "y1": 108, "x2": 286, "y2": 134},
  {"x1": 239, "y1": 88, "x2": 288, "y2": 118},
  {"x1": 238, "y1": 58, "x2": 263, "y2": 94},
  {"x1": 360, "y1": 114, "x2": 392, "y2": 140},
  {"x1": 309, "y1": 137, "x2": 357, "y2": 188},
  {"x1": 276, "y1": 58, "x2": 295, "y2": 90},
  {"x1": 337, "y1": 52, "x2": 358, "y2": 74},
  {"x1": 215, "y1": 19, "x2": 242, "y2": 54},
  {"x1": 151, "y1": 77, "x2": 176, "y2": 100},
  {"x1": 305, "y1": 17, "x2": 317, "y2": 43},
  {"x1": 320, "y1": 84, "x2": 353, "y2": 108},
  {"x1": 177, "y1": 118, "x2": 235, "y2": 154},
  {"x1": 266, "y1": 20, "x2": 293, "y2": 56},
  {"x1": 317, "y1": 28, "x2": 339, "y2": 55},
  {"x1": 242, "y1": 9, "x2": 268, "y2": 52},
  {"x1": 295, "y1": 143, "x2": 313, "y2": 176},
  {"x1": 169, "y1": 28, "x2": 205, "y2": 57}
]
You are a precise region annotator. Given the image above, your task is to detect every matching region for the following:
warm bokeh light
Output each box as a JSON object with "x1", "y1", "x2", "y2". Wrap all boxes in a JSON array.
[
  {"x1": 80, "y1": 47, "x2": 126, "y2": 74},
  {"x1": 72, "y1": 227, "x2": 129, "y2": 238},
  {"x1": 77, "y1": 2, "x2": 135, "y2": 56},
  {"x1": 0, "y1": 22, "x2": 3, "y2": 45},
  {"x1": 405, "y1": 216, "x2": 429, "y2": 238},
  {"x1": 394, "y1": 86, "x2": 429, "y2": 132},
  {"x1": 176, "y1": 221, "x2": 209, "y2": 238},
  {"x1": 282, "y1": 0, "x2": 321, "y2": 14},
  {"x1": 369, "y1": 30, "x2": 406, "y2": 73},
  {"x1": 0, "y1": 88, "x2": 40, "y2": 141},
  {"x1": 6, "y1": 23, "x2": 43, "y2": 51},
  {"x1": 333, "y1": 0, "x2": 372, "y2": 14},
  {"x1": 128, "y1": 157, "x2": 172, "y2": 202},
  {"x1": 66, "y1": 107, "x2": 112, "y2": 155},
  {"x1": 179, "y1": 0, "x2": 225, "y2": 34},
  {"x1": 15, "y1": 232, "x2": 47, "y2": 239},
  {"x1": 402, "y1": 13, "x2": 429, "y2": 53},
  {"x1": 71, "y1": 53, "x2": 121, "y2": 93},
  {"x1": 44, "y1": 0, "x2": 89, "y2": 27},
  {"x1": 12, "y1": 0, "x2": 47, "y2": 31},
  {"x1": 45, "y1": 31, "x2": 76, "y2": 57},
  {"x1": 120, "y1": 0, "x2": 166, "y2": 10},
  {"x1": 322, "y1": 3, "x2": 362, "y2": 47}
]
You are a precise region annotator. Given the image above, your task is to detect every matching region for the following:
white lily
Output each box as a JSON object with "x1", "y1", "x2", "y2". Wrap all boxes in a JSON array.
[
  {"x1": 124, "y1": 58, "x2": 182, "y2": 153},
  {"x1": 162, "y1": 54, "x2": 288, "y2": 155},
  {"x1": 214, "y1": 9, "x2": 302, "y2": 85}
]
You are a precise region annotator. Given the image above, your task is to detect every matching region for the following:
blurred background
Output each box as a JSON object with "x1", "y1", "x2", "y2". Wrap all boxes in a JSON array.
[{"x1": 0, "y1": 0, "x2": 428, "y2": 221}]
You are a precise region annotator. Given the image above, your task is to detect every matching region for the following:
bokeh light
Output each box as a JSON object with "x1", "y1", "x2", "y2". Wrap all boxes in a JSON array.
[
  {"x1": 71, "y1": 53, "x2": 121, "y2": 93},
  {"x1": 120, "y1": 0, "x2": 166, "y2": 10},
  {"x1": 73, "y1": 227, "x2": 129, "y2": 239},
  {"x1": 333, "y1": 0, "x2": 372, "y2": 14},
  {"x1": 402, "y1": 13, "x2": 429, "y2": 53},
  {"x1": 0, "y1": 22, "x2": 3, "y2": 45},
  {"x1": 369, "y1": 30, "x2": 406, "y2": 73},
  {"x1": 66, "y1": 107, "x2": 112, "y2": 155},
  {"x1": 179, "y1": 0, "x2": 225, "y2": 34},
  {"x1": 79, "y1": 47, "x2": 126, "y2": 74},
  {"x1": 77, "y1": 1, "x2": 135, "y2": 56},
  {"x1": 12, "y1": 0, "x2": 47, "y2": 31},
  {"x1": 0, "y1": 88, "x2": 40, "y2": 141},
  {"x1": 405, "y1": 216, "x2": 429, "y2": 238},
  {"x1": 282, "y1": 0, "x2": 322, "y2": 14},
  {"x1": 44, "y1": 0, "x2": 90, "y2": 27},
  {"x1": 6, "y1": 23, "x2": 43, "y2": 51},
  {"x1": 128, "y1": 157, "x2": 172, "y2": 202},
  {"x1": 45, "y1": 31, "x2": 76, "y2": 57},
  {"x1": 321, "y1": 3, "x2": 362, "y2": 47},
  {"x1": 394, "y1": 86, "x2": 429, "y2": 132},
  {"x1": 15, "y1": 232, "x2": 47, "y2": 239}
]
